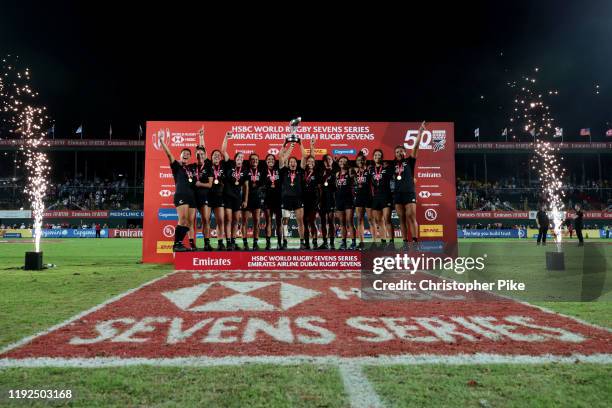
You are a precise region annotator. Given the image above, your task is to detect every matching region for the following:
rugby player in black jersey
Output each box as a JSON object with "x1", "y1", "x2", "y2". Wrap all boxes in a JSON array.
[
  {"x1": 262, "y1": 151, "x2": 284, "y2": 250},
  {"x1": 279, "y1": 140, "x2": 308, "y2": 249},
  {"x1": 352, "y1": 152, "x2": 371, "y2": 249},
  {"x1": 192, "y1": 127, "x2": 214, "y2": 250},
  {"x1": 158, "y1": 128, "x2": 196, "y2": 252},
  {"x1": 242, "y1": 153, "x2": 265, "y2": 250},
  {"x1": 221, "y1": 131, "x2": 249, "y2": 250},
  {"x1": 368, "y1": 149, "x2": 394, "y2": 246},
  {"x1": 335, "y1": 156, "x2": 356, "y2": 250},
  {"x1": 302, "y1": 139, "x2": 319, "y2": 249},
  {"x1": 317, "y1": 154, "x2": 337, "y2": 250},
  {"x1": 392, "y1": 121, "x2": 426, "y2": 247}
]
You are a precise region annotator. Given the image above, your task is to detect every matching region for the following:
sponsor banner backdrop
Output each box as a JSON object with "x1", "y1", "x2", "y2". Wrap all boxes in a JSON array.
[
  {"x1": 456, "y1": 142, "x2": 612, "y2": 151},
  {"x1": 109, "y1": 210, "x2": 144, "y2": 218},
  {"x1": 460, "y1": 210, "x2": 612, "y2": 220},
  {"x1": 144, "y1": 121, "x2": 456, "y2": 263},
  {"x1": 175, "y1": 251, "x2": 361, "y2": 271},
  {"x1": 108, "y1": 229, "x2": 144, "y2": 238},
  {"x1": 36, "y1": 229, "x2": 108, "y2": 238},
  {"x1": 42, "y1": 210, "x2": 109, "y2": 219},
  {"x1": 526, "y1": 228, "x2": 602, "y2": 239},
  {"x1": 0, "y1": 228, "x2": 33, "y2": 238},
  {"x1": 458, "y1": 229, "x2": 525, "y2": 238},
  {"x1": 0, "y1": 210, "x2": 32, "y2": 218}
]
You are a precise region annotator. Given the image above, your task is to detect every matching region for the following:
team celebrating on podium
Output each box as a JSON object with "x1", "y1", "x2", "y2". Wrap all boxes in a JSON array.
[{"x1": 158, "y1": 121, "x2": 427, "y2": 252}]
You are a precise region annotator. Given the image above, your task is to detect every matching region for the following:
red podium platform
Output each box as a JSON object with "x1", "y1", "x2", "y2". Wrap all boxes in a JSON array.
[{"x1": 174, "y1": 250, "x2": 362, "y2": 271}]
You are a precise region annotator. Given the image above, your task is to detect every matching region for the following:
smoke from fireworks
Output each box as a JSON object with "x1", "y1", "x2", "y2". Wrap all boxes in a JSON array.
[
  {"x1": 508, "y1": 68, "x2": 566, "y2": 244},
  {"x1": 1, "y1": 55, "x2": 50, "y2": 252}
]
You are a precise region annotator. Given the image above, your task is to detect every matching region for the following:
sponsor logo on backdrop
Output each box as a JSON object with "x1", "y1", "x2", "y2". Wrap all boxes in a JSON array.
[
  {"x1": 361, "y1": 148, "x2": 369, "y2": 155},
  {"x1": 333, "y1": 148, "x2": 356, "y2": 155},
  {"x1": 268, "y1": 148, "x2": 279, "y2": 155},
  {"x1": 160, "y1": 190, "x2": 172, "y2": 197},
  {"x1": 420, "y1": 224, "x2": 443, "y2": 237},
  {"x1": 160, "y1": 172, "x2": 173, "y2": 179},
  {"x1": 417, "y1": 172, "x2": 442, "y2": 178},
  {"x1": 419, "y1": 190, "x2": 443, "y2": 198},
  {"x1": 110, "y1": 229, "x2": 143, "y2": 238},
  {"x1": 404, "y1": 129, "x2": 447, "y2": 152},
  {"x1": 171, "y1": 135, "x2": 184, "y2": 144},
  {"x1": 152, "y1": 133, "x2": 162, "y2": 150},
  {"x1": 109, "y1": 210, "x2": 144, "y2": 218},
  {"x1": 424, "y1": 208, "x2": 438, "y2": 221},
  {"x1": 156, "y1": 241, "x2": 173, "y2": 253},
  {"x1": 163, "y1": 225, "x2": 175, "y2": 238}
]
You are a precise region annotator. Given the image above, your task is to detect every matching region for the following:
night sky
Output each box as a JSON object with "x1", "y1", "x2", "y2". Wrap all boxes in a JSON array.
[{"x1": 2, "y1": 1, "x2": 611, "y2": 141}]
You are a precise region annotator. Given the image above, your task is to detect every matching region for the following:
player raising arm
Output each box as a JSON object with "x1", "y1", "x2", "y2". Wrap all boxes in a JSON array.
[{"x1": 158, "y1": 128, "x2": 197, "y2": 252}]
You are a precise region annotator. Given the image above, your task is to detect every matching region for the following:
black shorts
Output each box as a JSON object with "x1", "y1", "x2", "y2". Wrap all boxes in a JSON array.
[
  {"x1": 208, "y1": 194, "x2": 224, "y2": 209},
  {"x1": 393, "y1": 191, "x2": 417, "y2": 206},
  {"x1": 281, "y1": 196, "x2": 304, "y2": 211},
  {"x1": 174, "y1": 192, "x2": 196, "y2": 208},
  {"x1": 371, "y1": 196, "x2": 392, "y2": 211},
  {"x1": 335, "y1": 195, "x2": 354, "y2": 211},
  {"x1": 354, "y1": 195, "x2": 371, "y2": 209},
  {"x1": 195, "y1": 191, "x2": 209, "y2": 208},
  {"x1": 304, "y1": 197, "x2": 318, "y2": 213},
  {"x1": 224, "y1": 195, "x2": 243, "y2": 212},
  {"x1": 246, "y1": 194, "x2": 264, "y2": 211},
  {"x1": 264, "y1": 193, "x2": 281, "y2": 210},
  {"x1": 319, "y1": 194, "x2": 335, "y2": 213}
]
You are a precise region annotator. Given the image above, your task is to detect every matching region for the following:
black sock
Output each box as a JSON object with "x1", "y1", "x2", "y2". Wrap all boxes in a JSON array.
[
  {"x1": 204, "y1": 238, "x2": 210, "y2": 244},
  {"x1": 189, "y1": 238, "x2": 195, "y2": 247},
  {"x1": 352, "y1": 238, "x2": 356, "y2": 245},
  {"x1": 381, "y1": 239, "x2": 386, "y2": 243},
  {"x1": 243, "y1": 238, "x2": 248, "y2": 246},
  {"x1": 322, "y1": 238, "x2": 328, "y2": 245},
  {"x1": 231, "y1": 238, "x2": 236, "y2": 244},
  {"x1": 300, "y1": 239, "x2": 305, "y2": 245},
  {"x1": 403, "y1": 239, "x2": 409, "y2": 242},
  {"x1": 412, "y1": 238, "x2": 418, "y2": 242},
  {"x1": 390, "y1": 238, "x2": 395, "y2": 243},
  {"x1": 266, "y1": 236, "x2": 271, "y2": 243},
  {"x1": 226, "y1": 238, "x2": 231, "y2": 245},
  {"x1": 175, "y1": 225, "x2": 188, "y2": 244},
  {"x1": 218, "y1": 239, "x2": 223, "y2": 246},
  {"x1": 342, "y1": 238, "x2": 347, "y2": 245}
]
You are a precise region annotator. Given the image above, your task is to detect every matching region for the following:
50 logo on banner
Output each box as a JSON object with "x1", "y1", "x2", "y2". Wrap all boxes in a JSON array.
[{"x1": 404, "y1": 129, "x2": 447, "y2": 152}]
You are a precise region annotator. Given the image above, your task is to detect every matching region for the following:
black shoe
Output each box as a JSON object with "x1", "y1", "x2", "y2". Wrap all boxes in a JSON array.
[
  {"x1": 338, "y1": 242, "x2": 347, "y2": 251},
  {"x1": 402, "y1": 241, "x2": 410, "y2": 251},
  {"x1": 173, "y1": 243, "x2": 188, "y2": 252},
  {"x1": 218, "y1": 241, "x2": 226, "y2": 250},
  {"x1": 304, "y1": 242, "x2": 311, "y2": 250},
  {"x1": 277, "y1": 244, "x2": 283, "y2": 250},
  {"x1": 349, "y1": 242, "x2": 356, "y2": 250},
  {"x1": 329, "y1": 242, "x2": 335, "y2": 250},
  {"x1": 233, "y1": 243, "x2": 241, "y2": 251},
  {"x1": 265, "y1": 241, "x2": 271, "y2": 250},
  {"x1": 299, "y1": 243, "x2": 307, "y2": 250},
  {"x1": 242, "y1": 242, "x2": 249, "y2": 251},
  {"x1": 204, "y1": 242, "x2": 213, "y2": 251},
  {"x1": 282, "y1": 241, "x2": 288, "y2": 250},
  {"x1": 358, "y1": 242, "x2": 365, "y2": 250},
  {"x1": 226, "y1": 242, "x2": 233, "y2": 251},
  {"x1": 317, "y1": 242, "x2": 329, "y2": 250},
  {"x1": 253, "y1": 242, "x2": 259, "y2": 250}
]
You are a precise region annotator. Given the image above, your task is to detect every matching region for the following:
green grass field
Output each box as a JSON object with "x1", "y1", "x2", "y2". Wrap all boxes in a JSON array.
[{"x1": 0, "y1": 238, "x2": 610, "y2": 407}]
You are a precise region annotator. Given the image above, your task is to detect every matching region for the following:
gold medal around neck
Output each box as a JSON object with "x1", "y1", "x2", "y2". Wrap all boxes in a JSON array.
[
  {"x1": 290, "y1": 183, "x2": 294, "y2": 187},
  {"x1": 324, "y1": 181, "x2": 329, "y2": 187},
  {"x1": 188, "y1": 178, "x2": 193, "y2": 183},
  {"x1": 397, "y1": 175, "x2": 402, "y2": 181},
  {"x1": 214, "y1": 179, "x2": 219, "y2": 185},
  {"x1": 235, "y1": 181, "x2": 239, "y2": 186}
]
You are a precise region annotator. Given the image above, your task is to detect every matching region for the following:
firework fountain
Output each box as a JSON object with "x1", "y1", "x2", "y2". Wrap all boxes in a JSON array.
[
  {"x1": 507, "y1": 68, "x2": 566, "y2": 255},
  {"x1": 1, "y1": 55, "x2": 50, "y2": 267}
]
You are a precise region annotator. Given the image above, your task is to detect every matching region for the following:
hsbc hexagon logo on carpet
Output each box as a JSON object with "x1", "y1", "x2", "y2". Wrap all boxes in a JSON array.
[{"x1": 1, "y1": 271, "x2": 611, "y2": 363}]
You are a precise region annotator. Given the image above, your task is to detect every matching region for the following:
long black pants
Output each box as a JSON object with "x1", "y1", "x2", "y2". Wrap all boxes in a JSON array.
[{"x1": 537, "y1": 226, "x2": 548, "y2": 244}]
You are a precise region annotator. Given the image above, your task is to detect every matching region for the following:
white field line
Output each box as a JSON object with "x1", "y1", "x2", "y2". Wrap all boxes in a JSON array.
[
  {"x1": 339, "y1": 364, "x2": 384, "y2": 408},
  {"x1": 0, "y1": 271, "x2": 177, "y2": 355},
  {"x1": 1, "y1": 353, "x2": 612, "y2": 368}
]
